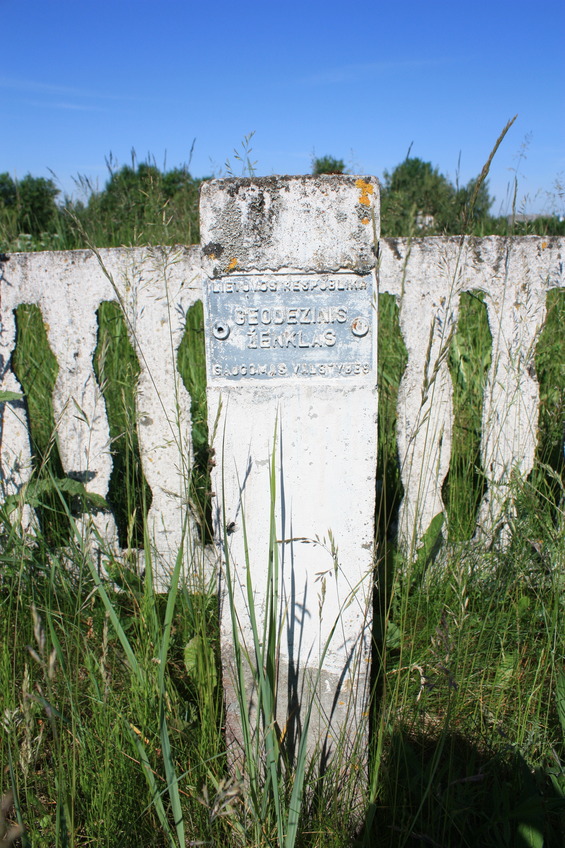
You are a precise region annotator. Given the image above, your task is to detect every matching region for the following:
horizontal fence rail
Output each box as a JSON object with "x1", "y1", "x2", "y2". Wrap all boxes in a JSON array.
[{"x1": 0, "y1": 235, "x2": 564, "y2": 580}]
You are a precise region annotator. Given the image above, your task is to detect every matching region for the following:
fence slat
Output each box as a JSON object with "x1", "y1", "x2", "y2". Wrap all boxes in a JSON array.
[
  {"x1": 108, "y1": 247, "x2": 204, "y2": 581},
  {"x1": 0, "y1": 272, "x2": 34, "y2": 523},
  {"x1": 379, "y1": 235, "x2": 565, "y2": 551},
  {"x1": 473, "y1": 238, "x2": 559, "y2": 539}
]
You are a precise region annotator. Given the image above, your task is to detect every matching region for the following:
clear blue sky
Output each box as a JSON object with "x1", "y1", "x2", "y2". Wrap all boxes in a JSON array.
[{"x1": 2, "y1": 0, "x2": 564, "y2": 215}]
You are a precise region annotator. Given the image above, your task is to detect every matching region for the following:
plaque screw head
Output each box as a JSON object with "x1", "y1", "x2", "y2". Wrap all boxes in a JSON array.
[
  {"x1": 351, "y1": 316, "x2": 369, "y2": 337},
  {"x1": 213, "y1": 321, "x2": 230, "y2": 340}
]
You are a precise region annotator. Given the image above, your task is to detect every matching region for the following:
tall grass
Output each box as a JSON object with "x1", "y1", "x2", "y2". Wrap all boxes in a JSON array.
[
  {"x1": 0, "y1": 519, "x2": 226, "y2": 846},
  {"x1": 1, "y1": 174, "x2": 564, "y2": 844},
  {"x1": 366, "y1": 227, "x2": 565, "y2": 845},
  {"x1": 2, "y1": 265, "x2": 563, "y2": 845}
]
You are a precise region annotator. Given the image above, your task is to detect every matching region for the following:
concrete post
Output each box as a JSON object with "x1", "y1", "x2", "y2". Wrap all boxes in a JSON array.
[{"x1": 200, "y1": 175, "x2": 379, "y2": 766}]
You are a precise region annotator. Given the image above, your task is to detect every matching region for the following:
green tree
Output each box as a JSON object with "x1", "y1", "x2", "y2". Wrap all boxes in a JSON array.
[
  {"x1": 75, "y1": 159, "x2": 201, "y2": 246},
  {"x1": 161, "y1": 166, "x2": 201, "y2": 244},
  {"x1": 0, "y1": 172, "x2": 59, "y2": 238},
  {"x1": 0, "y1": 173, "x2": 18, "y2": 245},
  {"x1": 96, "y1": 161, "x2": 163, "y2": 237},
  {"x1": 0, "y1": 172, "x2": 17, "y2": 208},
  {"x1": 381, "y1": 158, "x2": 454, "y2": 235},
  {"x1": 454, "y1": 177, "x2": 494, "y2": 230},
  {"x1": 17, "y1": 174, "x2": 60, "y2": 236},
  {"x1": 312, "y1": 155, "x2": 346, "y2": 175},
  {"x1": 380, "y1": 157, "x2": 494, "y2": 236}
]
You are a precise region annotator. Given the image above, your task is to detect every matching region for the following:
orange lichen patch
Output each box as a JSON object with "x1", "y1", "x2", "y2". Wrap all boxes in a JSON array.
[
  {"x1": 355, "y1": 178, "x2": 374, "y2": 207},
  {"x1": 227, "y1": 257, "x2": 238, "y2": 270},
  {"x1": 541, "y1": 241, "x2": 548, "y2": 249},
  {"x1": 361, "y1": 217, "x2": 370, "y2": 225}
]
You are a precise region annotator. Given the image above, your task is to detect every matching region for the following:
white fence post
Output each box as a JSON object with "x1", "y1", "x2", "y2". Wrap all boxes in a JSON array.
[{"x1": 200, "y1": 175, "x2": 379, "y2": 765}]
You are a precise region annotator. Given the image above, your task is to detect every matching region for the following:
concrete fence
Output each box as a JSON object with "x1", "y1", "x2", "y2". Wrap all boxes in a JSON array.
[
  {"x1": 1, "y1": 176, "x2": 564, "y2": 756},
  {"x1": 0, "y1": 244, "x2": 206, "y2": 571},
  {"x1": 2, "y1": 237, "x2": 562, "y2": 561}
]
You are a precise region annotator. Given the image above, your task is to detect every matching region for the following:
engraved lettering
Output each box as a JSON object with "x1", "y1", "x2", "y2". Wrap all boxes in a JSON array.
[{"x1": 207, "y1": 273, "x2": 373, "y2": 380}]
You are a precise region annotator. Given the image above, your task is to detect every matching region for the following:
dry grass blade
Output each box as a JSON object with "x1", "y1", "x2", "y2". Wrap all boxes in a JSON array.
[{"x1": 466, "y1": 114, "x2": 518, "y2": 224}]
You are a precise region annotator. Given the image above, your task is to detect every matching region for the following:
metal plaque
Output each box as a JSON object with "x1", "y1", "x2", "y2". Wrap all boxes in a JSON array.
[{"x1": 204, "y1": 273, "x2": 374, "y2": 381}]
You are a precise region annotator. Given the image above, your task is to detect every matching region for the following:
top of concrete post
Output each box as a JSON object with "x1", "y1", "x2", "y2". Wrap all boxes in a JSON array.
[{"x1": 200, "y1": 175, "x2": 380, "y2": 275}]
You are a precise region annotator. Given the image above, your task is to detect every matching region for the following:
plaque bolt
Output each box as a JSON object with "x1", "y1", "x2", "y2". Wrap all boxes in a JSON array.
[
  {"x1": 213, "y1": 321, "x2": 230, "y2": 340},
  {"x1": 351, "y1": 317, "x2": 369, "y2": 337}
]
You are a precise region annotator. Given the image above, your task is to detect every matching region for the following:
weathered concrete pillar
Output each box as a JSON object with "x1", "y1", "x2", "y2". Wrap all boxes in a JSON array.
[
  {"x1": 201, "y1": 175, "x2": 379, "y2": 766},
  {"x1": 472, "y1": 238, "x2": 556, "y2": 539}
]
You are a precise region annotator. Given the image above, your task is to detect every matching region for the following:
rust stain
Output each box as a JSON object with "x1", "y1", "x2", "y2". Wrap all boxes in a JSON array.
[{"x1": 355, "y1": 178, "x2": 374, "y2": 207}]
